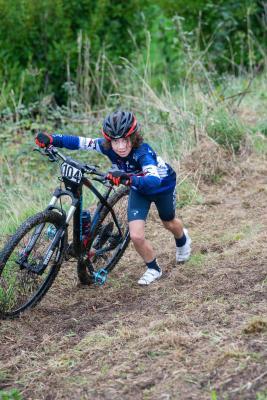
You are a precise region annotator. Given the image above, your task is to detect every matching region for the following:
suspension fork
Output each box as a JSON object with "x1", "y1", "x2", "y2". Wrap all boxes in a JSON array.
[
  {"x1": 48, "y1": 188, "x2": 82, "y2": 257},
  {"x1": 22, "y1": 188, "x2": 78, "y2": 259},
  {"x1": 19, "y1": 195, "x2": 59, "y2": 258},
  {"x1": 39, "y1": 190, "x2": 80, "y2": 270}
]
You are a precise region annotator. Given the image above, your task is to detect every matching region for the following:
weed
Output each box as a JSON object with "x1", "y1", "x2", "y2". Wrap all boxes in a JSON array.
[
  {"x1": 187, "y1": 253, "x2": 206, "y2": 268},
  {"x1": 100, "y1": 364, "x2": 110, "y2": 376},
  {"x1": 0, "y1": 270, "x2": 17, "y2": 314},
  {"x1": 176, "y1": 178, "x2": 203, "y2": 209},
  {"x1": 222, "y1": 349, "x2": 261, "y2": 361},
  {"x1": 243, "y1": 318, "x2": 267, "y2": 334},
  {"x1": 146, "y1": 350, "x2": 163, "y2": 359},
  {"x1": 48, "y1": 356, "x2": 76, "y2": 370},
  {"x1": 256, "y1": 390, "x2": 267, "y2": 400},
  {"x1": 251, "y1": 132, "x2": 267, "y2": 156},
  {"x1": 0, "y1": 371, "x2": 11, "y2": 384},
  {"x1": 209, "y1": 172, "x2": 225, "y2": 184},
  {"x1": 206, "y1": 108, "x2": 246, "y2": 152},
  {"x1": 221, "y1": 224, "x2": 261, "y2": 244},
  {"x1": 255, "y1": 120, "x2": 267, "y2": 137},
  {"x1": 0, "y1": 389, "x2": 22, "y2": 400},
  {"x1": 64, "y1": 331, "x2": 77, "y2": 338},
  {"x1": 210, "y1": 390, "x2": 218, "y2": 400}
]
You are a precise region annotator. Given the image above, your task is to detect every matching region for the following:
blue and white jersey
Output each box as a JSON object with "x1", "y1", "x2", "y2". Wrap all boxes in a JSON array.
[{"x1": 52, "y1": 135, "x2": 176, "y2": 195}]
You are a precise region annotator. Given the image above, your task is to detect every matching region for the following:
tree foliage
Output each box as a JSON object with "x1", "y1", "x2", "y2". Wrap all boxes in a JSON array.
[{"x1": 0, "y1": 0, "x2": 266, "y2": 106}]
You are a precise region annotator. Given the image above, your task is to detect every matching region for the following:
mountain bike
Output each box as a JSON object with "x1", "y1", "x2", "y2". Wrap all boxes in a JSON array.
[{"x1": 0, "y1": 146, "x2": 130, "y2": 318}]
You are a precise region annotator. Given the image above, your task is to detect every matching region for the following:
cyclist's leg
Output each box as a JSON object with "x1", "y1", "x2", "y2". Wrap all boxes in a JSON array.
[
  {"x1": 129, "y1": 220, "x2": 155, "y2": 262},
  {"x1": 154, "y1": 188, "x2": 191, "y2": 262},
  {"x1": 128, "y1": 190, "x2": 162, "y2": 285},
  {"x1": 128, "y1": 190, "x2": 154, "y2": 262},
  {"x1": 153, "y1": 188, "x2": 183, "y2": 235}
]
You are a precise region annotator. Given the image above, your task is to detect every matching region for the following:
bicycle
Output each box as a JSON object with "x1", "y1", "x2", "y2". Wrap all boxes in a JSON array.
[{"x1": 0, "y1": 146, "x2": 130, "y2": 318}]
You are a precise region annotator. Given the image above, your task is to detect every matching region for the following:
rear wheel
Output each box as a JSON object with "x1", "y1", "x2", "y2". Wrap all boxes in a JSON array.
[
  {"x1": 77, "y1": 186, "x2": 130, "y2": 285},
  {"x1": 0, "y1": 210, "x2": 67, "y2": 318}
]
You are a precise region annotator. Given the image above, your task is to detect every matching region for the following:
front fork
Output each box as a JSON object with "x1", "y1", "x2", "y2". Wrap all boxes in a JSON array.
[
  {"x1": 48, "y1": 195, "x2": 77, "y2": 225},
  {"x1": 18, "y1": 195, "x2": 75, "y2": 274}
]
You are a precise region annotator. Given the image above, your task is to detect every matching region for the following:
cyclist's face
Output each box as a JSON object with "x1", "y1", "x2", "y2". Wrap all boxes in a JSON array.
[{"x1": 111, "y1": 137, "x2": 132, "y2": 157}]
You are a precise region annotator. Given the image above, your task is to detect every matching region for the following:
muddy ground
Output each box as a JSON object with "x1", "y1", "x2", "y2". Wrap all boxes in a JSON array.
[{"x1": 0, "y1": 149, "x2": 266, "y2": 400}]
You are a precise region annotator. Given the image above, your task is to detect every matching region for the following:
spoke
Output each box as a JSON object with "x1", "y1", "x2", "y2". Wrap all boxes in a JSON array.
[{"x1": 0, "y1": 219, "x2": 62, "y2": 315}]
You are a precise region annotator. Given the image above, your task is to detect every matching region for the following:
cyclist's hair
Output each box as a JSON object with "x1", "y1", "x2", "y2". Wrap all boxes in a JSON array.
[{"x1": 103, "y1": 132, "x2": 143, "y2": 150}]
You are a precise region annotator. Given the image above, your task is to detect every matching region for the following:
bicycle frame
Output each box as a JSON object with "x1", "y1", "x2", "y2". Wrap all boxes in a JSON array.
[
  {"x1": 19, "y1": 147, "x2": 129, "y2": 280},
  {"x1": 0, "y1": 146, "x2": 131, "y2": 318},
  {"x1": 47, "y1": 172, "x2": 124, "y2": 260}
]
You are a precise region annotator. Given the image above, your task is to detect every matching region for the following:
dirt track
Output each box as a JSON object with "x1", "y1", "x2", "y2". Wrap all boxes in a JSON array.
[{"x1": 0, "y1": 153, "x2": 266, "y2": 400}]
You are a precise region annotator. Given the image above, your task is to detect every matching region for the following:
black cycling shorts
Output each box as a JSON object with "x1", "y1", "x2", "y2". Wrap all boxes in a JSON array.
[{"x1": 127, "y1": 187, "x2": 176, "y2": 222}]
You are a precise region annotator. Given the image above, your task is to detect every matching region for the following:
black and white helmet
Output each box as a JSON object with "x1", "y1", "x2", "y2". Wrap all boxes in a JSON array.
[{"x1": 102, "y1": 110, "x2": 139, "y2": 141}]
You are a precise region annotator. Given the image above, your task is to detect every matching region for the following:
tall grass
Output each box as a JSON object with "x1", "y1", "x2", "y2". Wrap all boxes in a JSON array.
[{"x1": 0, "y1": 26, "x2": 267, "y2": 234}]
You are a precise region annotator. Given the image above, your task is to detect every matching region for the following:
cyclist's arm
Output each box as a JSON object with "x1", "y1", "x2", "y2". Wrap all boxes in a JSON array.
[
  {"x1": 131, "y1": 154, "x2": 161, "y2": 191},
  {"x1": 52, "y1": 134, "x2": 105, "y2": 154}
]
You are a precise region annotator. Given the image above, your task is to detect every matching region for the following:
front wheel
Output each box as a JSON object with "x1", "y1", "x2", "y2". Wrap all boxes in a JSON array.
[
  {"x1": 77, "y1": 186, "x2": 130, "y2": 285},
  {"x1": 0, "y1": 210, "x2": 67, "y2": 318}
]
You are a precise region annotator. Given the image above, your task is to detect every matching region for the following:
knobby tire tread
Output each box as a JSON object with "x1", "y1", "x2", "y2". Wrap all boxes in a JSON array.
[
  {"x1": 77, "y1": 186, "x2": 130, "y2": 285},
  {"x1": 0, "y1": 210, "x2": 67, "y2": 318}
]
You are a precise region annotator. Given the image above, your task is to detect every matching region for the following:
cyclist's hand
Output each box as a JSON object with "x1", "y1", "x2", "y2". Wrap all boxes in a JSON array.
[
  {"x1": 106, "y1": 171, "x2": 131, "y2": 186},
  {"x1": 35, "y1": 132, "x2": 53, "y2": 148}
]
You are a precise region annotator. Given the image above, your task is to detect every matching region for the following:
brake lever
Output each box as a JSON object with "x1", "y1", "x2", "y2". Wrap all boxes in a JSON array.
[
  {"x1": 47, "y1": 153, "x2": 57, "y2": 162},
  {"x1": 33, "y1": 148, "x2": 45, "y2": 155},
  {"x1": 33, "y1": 147, "x2": 58, "y2": 162},
  {"x1": 45, "y1": 146, "x2": 59, "y2": 162}
]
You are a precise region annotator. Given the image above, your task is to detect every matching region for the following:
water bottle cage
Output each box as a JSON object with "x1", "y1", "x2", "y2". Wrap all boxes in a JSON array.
[{"x1": 93, "y1": 268, "x2": 108, "y2": 286}]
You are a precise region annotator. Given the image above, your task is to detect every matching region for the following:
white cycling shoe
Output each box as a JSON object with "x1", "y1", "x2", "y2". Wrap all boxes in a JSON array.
[
  {"x1": 138, "y1": 268, "x2": 162, "y2": 285},
  {"x1": 176, "y1": 228, "x2": 192, "y2": 263}
]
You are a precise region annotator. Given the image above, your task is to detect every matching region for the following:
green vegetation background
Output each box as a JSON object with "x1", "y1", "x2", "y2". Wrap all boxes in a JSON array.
[
  {"x1": 0, "y1": 0, "x2": 266, "y2": 107},
  {"x1": 0, "y1": 0, "x2": 266, "y2": 232},
  {"x1": 0, "y1": 3, "x2": 267, "y2": 399}
]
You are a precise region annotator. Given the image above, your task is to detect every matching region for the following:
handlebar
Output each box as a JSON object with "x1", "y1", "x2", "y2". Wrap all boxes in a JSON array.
[
  {"x1": 34, "y1": 144, "x2": 145, "y2": 185},
  {"x1": 34, "y1": 145, "x2": 106, "y2": 179}
]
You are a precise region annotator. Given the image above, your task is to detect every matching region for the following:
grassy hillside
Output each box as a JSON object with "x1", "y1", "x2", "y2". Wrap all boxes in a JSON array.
[
  {"x1": 1, "y1": 73, "x2": 266, "y2": 229},
  {"x1": 0, "y1": 73, "x2": 266, "y2": 399}
]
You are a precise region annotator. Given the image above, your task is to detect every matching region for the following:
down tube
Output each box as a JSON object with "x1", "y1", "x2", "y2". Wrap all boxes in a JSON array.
[{"x1": 82, "y1": 179, "x2": 123, "y2": 237}]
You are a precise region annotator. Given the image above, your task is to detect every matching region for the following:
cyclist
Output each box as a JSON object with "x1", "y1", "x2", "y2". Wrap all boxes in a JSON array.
[{"x1": 35, "y1": 110, "x2": 191, "y2": 285}]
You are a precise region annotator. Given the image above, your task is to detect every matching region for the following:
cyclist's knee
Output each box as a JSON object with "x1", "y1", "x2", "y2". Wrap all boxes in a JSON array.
[
  {"x1": 130, "y1": 231, "x2": 145, "y2": 245},
  {"x1": 162, "y1": 218, "x2": 183, "y2": 233},
  {"x1": 129, "y1": 225, "x2": 145, "y2": 244},
  {"x1": 162, "y1": 218, "x2": 175, "y2": 229}
]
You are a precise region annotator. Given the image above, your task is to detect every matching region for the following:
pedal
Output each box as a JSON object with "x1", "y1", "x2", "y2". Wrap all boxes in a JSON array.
[{"x1": 93, "y1": 269, "x2": 108, "y2": 286}]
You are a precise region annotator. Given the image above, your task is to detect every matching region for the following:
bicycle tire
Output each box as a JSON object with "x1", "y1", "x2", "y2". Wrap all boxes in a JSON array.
[
  {"x1": 0, "y1": 210, "x2": 67, "y2": 318},
  {"x1": 77, "y1": 186, "x2": 130, "y2": 284}
]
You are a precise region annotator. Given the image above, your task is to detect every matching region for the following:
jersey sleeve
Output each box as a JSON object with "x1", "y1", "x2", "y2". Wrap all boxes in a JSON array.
[
  {"x1": 131, "y1": 150, "x2": 161, "y2": 192},
  {"x1": 52, "y1": 134, "x2": 105, "y2": 154}
]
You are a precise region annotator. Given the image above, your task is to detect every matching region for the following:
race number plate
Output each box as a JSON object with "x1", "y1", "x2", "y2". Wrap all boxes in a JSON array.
[{"x1": 61, "y1": 162, "x2": 82, "y2": 183}]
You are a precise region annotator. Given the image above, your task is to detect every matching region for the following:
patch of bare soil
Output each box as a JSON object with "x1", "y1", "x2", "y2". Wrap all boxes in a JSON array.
[{"x1": 0, "y1": 153, "x2": 266, "y2": 400}]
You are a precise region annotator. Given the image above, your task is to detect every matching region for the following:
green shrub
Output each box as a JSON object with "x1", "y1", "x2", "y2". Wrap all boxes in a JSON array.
[
  {"x1": 0, "y1": 0, "x2": 266, "y2": 107},
  {"x1": 206, "y1": 108, "x2": 246, "y2": 152},
  {"x1": 176, "y1": 178, "x2": 203, "y2": 208},
  {"x1": 255, "y1": 120, "x2": 267, "y2": 137},
  {"x1": 0, "y1": 389, "x2": 22, "y2": 400},
  {"x1": 256, "y1": 390, "x2": 267, "y2": 400}
]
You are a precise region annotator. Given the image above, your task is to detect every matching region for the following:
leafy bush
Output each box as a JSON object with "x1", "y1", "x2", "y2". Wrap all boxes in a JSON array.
[{"x1": 0, "y1": 0, "x2": 266, "y2": 107}]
